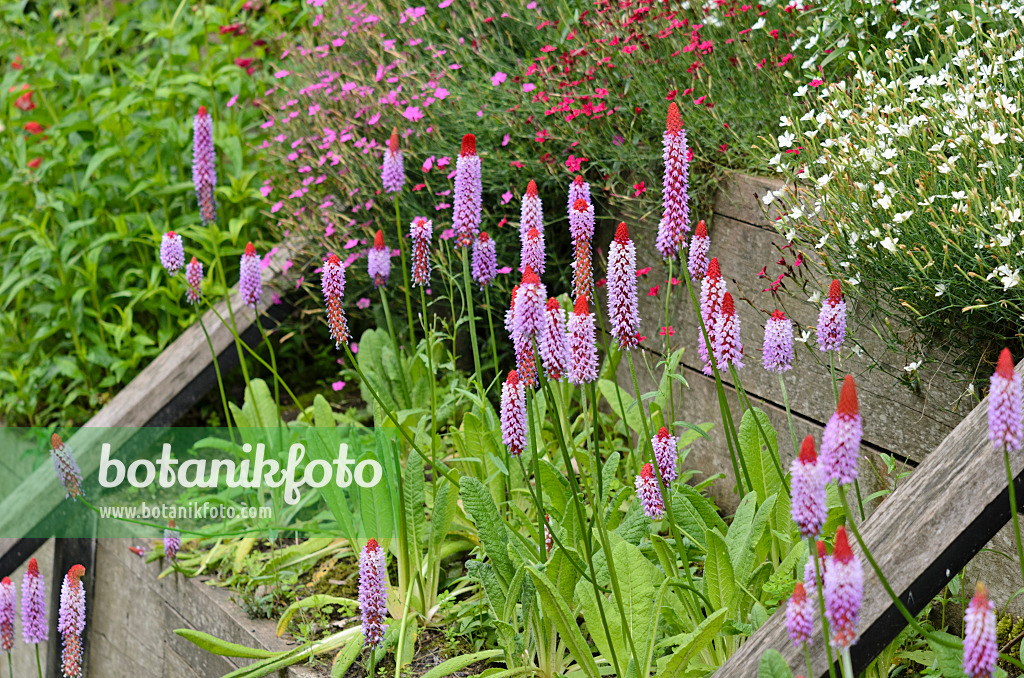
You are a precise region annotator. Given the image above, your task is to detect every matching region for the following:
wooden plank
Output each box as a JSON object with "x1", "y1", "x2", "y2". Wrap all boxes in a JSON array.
[
  {"x1": 0, "y1": 242, "x2": 296, "y2": 540},
  {"x1": 712, "y1": 170, "x2": 787, "y2": 228},
  {"x1": 716, "y1": 359, "x2": 1024, "y2": 678}
]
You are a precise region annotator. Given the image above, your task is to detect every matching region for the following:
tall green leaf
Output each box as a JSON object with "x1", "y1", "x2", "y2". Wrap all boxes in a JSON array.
[
  {"x1": 703, "y1": 529, "x2": 735, "y2": 613},
  {"x1": 460, "y1": 476, "x2": 514, "y2": 586},
  {"x1": 738, "y1": 407, "x2": 781, "y2": 504},
  {"x1": 527, "y1": 566, "x2": 603, "y2": 678}
]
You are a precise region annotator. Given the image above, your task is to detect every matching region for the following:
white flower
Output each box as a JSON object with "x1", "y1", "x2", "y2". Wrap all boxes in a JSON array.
[
  {"x1": 987, "y1": 264, "x2": 1021, "y2": 290},
  {"x1": 935, "y1": 283, "x2": 946, "y2": 296},
  {"x1": 880, "y1": 236, "x2": 899, "y2": 253},
  {"x1": 905, "y1": 360, "x2": 922, "y2": 372},
  {"x1": 778, "y1": 131, "x2": 796, "y2": 148}
]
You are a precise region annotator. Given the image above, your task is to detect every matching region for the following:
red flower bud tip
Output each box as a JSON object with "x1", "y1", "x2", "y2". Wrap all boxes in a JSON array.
[
  {"x1": 521, "y1": 266, "x2": 540, "y2": 285},
  {"x1": 573, "y1": 198, "x2": 589, "y2": 211},
  {"x1": 365, "y1": 538, "x2": 379, "y2": 551},
  {"x1": 838, "y1": 374, "x2": 859, "y2": 416},
  {"x1": 998, "y1": 347, "x2": 1015, "y2": 379},
  {"x1": 573, "y1": 174, "x2": 585, "y2": 185},
  {"x1": 828, "y1": 278, "x2": 843, "y2": 305},
  {"x1": 721, "y1": 291, "x2": 735, "y2": 316},
  {"x1": 244, "y1": 242, "x2": 256, "y2": 257},
  {"x1": 526, "y1": 179, "x2": 538, "y2": 197},
  {"x1": 771, "y1": 309, "x2": 787, "y2": 321},
  {"x1": 388, "y1": 127, "x2": 399, "y2": 153},
  {"x1": 166, "y1": 230, "x2": 176, "y2": 238},
  {"x1": 792, "y1": 580, "x2": 807, "y2": 602},
  {"x1": 546, "y1": 297, "x2": 560, "y2": 311},
  {"x1": 24, "y1": 121, "x2": 44, "y2": 134},
  {"x1": 190, "y1": 256, "x2": 198, "y2": 265},
  {"x1": 27, "y1": 157, "x2": 42, "y2": 169},
  {"x1": 168, "y1": 518, "x2": 176, "y2": 529},
  {"x1": 640, "y1": 462, "x2": 655, "y2": 480},
  {"x1": 695, "y1": 219, "x2": 707, "y2": 237},
  {"x1": 507, "y1": 369, "x2": 520, "y2": 386},
  {"x1": 817, "y1": 540, "x2": 828, "y2": 559},
  {"x1": 327, "y1": 253, "x2": 340, "y2": 265},
  {"x1": 52, "y1": 433, "x2": 64, "y2": 449},
  {"x1": 198, "y1": 105, "x2": 207, "y2": 117},
  {"x1": 373, "y1": 229, "x2": 385, "y2": 249},
  {"x1": 707, "y1": 257, "x2": 721, "y2": 280},
  {"x1": 799, "y1": 434, "x2": 817, "y2": 464},
  {"x1": 832, "y1": 525, "x2": 854, "y2": 563},
  {"x1": 574, "y1": 295, "x2": 589, "y2": 315},
  {"x1": 657, "y1": 426, "x2": 670, "y2": 439},
  {"x1": 614, "y1": 222, "x2": 629, "y2": 244},
  {"x1": 27, "y1": 557, "x2": 38, "y2": 576},
  {"x1": 479, "y1": 231, "x2": 490, "y2": 242},
  {"x1": 67, "y1": 564, "x2": 85, "y2": 581},
  {"x1": 666, "y1": 101, "x2": 683, "y2": 133},
  {"x1": 460, "y1": 133, "x2": 476, "y2": 156}
]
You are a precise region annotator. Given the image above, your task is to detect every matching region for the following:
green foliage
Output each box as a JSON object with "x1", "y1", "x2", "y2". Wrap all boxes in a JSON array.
[{"x1": 0, "y1": 0, "x2": 295, "y2": 425}]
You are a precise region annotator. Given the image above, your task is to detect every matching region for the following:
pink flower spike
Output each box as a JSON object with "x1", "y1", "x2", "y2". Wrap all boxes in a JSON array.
[
  {"x1": 192, "y1": 106, "x2": 217, "y2": 225},
  {"x1": 820, "y1": 375, "x2": 862, "y2": 485},
  {"x1": 786, "y1": 581, "x2": 814, "y2": 648},
  {"x1": 0, "y1": 577, "x2": 14, "y2": 653},
  {"x1": 712, "y1": 291, "x2": 743, "y2": 370},
  {"x1": 653, "y1": 427, "x2": 679, "y2": 484},
  {"x1": 359, "y1": 539, "x2": 389, "y2": 648},
  {"x1": 824, "y1": 526, "x2": 862, "y2": 649},
  {"x1": 381, "y1": 127, "x2": 405, "y2": 194},
  {"x1": 539, "y1": 298, "x2": 570, "y2": 381},
  {"x1": 817, "y1": 279, "x2": 847, "y2": 352},
  {"x1": 185, "y1": 257, "x2": 204, "y2": 305},
  {"x1": 51, "y1": 434, "x2": 84, "y2": 500},
  {"x1": 322, "y1": 254, "x2": 350, "y2": 348},
  {"x1": 520, "y1": 180, "x2": 544, "y2": 239},
  {"x1": 409, "y1": 217, "x2": 433, "y2": 286},
  {"x1": 520, "y1": 227, "x2": 545, "y2": 275},
  {"x1": 698, "y1": 257, "x2": 725, "y2": 375},
  {"x1": 567, "y1": 296, "x2": 598, "y2": 384},
  {"x1": 58, "y1": 564, "x2": 86, "y2": 678},
  {"x1": 963, "y1": 582, "x2": 998, "y2": 678},
  {"x1": 763, "y1": 309, "x2": 794, "y2": 373},
  {"x1": 501, "y1": 370, "x2": 528, "y2": 456},
  {"x1": 472, "y1": 232, "x2": 497, "y2": 288},
  {"x1": 688, "y1": 220, "x2": 709, "y2": 281},
  {"x1": 608, "y1": 223, "x2": 640, "y2": 350},
  {"x1": 239, "y1": 242, "x2": 262, "y2": 308},
  {"x1": 164, "y1": 519, "x2": 180, "y2": 560},
  {"x1": 790, "y1": 436, "x2": 826, "y2": 539},
  {"x1": 160, "y1": 232, "x2": 185, "y2": 275},
  {"x1": 635, "y1": 463, "x2": 665, "y2": 520},
  {"x1": 656, "y1": 102, "x2": 692, "y2": 258},
  {"x1": 367, "y1": 230, "x2": 391, "y2": 288},
  {"x1": 21, "y1": 558, "x2": 46, "y2": 645},
  {"x1": 988, "y1": 348, "x2": 1022, "y2": 453},
  {"x1": 453, "y1": 134, "x2": 482, "y2": 248}
]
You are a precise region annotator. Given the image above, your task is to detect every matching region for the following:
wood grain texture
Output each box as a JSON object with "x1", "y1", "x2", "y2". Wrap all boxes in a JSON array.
[
  {"x1": 716, "y1": 358, "x2": 1024, "y2": 678},
  {"x1": 0, "y1": 242, "x2": 297, "y2": 539}
]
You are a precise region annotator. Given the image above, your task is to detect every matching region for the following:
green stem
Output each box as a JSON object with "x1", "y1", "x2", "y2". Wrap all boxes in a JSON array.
[
  {"x1": 199, "y1": 317, "x2": 234, "y2": 439},
  {"x1": 460, "y1": 248, "x2": 486, "y2": 399},
  {"x1": 378, "y1": 286, "x2": 412, "y2": 404},
  {"x1": 804, "y1": 643, "x2": 814, "y2": 678},
  {"x1": 256, "y1": 319, "x2": 282, "y2": 424},
  {"x1": 779, "y1": 375, "x2": 800, "y2": 457},
  {"x1": 809, "y1": 536, "x2": 838, "y2": 678},
  {"x1": 483, "y1": 284, "x2": 500, "y2": 390},
  {"x1": 1005, "y1": 449, "x2": 1024, "y2": 587},
  {"x1": 394, "y1": 198, "x2": 416, "y2": 349},
  {"x1": 35, "y1": 643, "x2": 42, "y2": 678},
  {"x1": 732, "y1": 368, "x2": 789, "y2": 495},
  {"x1": 840, "y1": 647, "x2": 855, "y2": 678}
]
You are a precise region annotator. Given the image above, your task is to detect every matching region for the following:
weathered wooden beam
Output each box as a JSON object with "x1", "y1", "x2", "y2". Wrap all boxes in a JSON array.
[
  {"x1": 715, "y1": 359, "x2": 1024, "y2": 678},
  {"x1": 0, "y1": 537, "x2": 48, "y2": 579},
  {"x1": 0, "y1": 242, "x2": 296, "y2": 540}
]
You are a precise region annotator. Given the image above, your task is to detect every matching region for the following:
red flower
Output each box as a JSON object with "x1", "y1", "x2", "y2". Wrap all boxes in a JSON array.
[
  {"x1": 665, "y1": 89, "x2": 678, "y2": 100},
  {"x1": 219, "y1": 23, "x2": 243, "y2": 35},
  {"x1": 565, "y1": 154, "x2": 587, "y2": 172},
  {"x1": 637, "y1": 267, "x2": 652, "y2": 276},
  {"x1": 14, "y1": 90, "x2": 34, "y2": 111},
  {"x1": 235, "y1": 57, "x2": 253, "y2": 68},
  {"x1": 11, "y1": 56, "x2": 22, "y2": 70},
  {"x1": 648, "y1": 285, "x2": 660, "y2": 296},
  {"x1": 659, "y1": 326, "x2": 675, "y2": 336},
  {"x1": 27, "y1": 157, "x2": 41, "y2": 169},
  {"x1": 633, "y1": 181, "x2": 646, "y2": 197},
  {"x1": 24, "y1": 121, "x2": 44, "y2": 135}
]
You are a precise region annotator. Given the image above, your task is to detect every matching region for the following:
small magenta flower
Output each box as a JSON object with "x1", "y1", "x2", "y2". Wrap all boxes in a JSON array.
[
  {"x1": 988, "y1": 348, "x2": 1022, "y2": 452},
  {"x1": 653, "y1": 427, "x2": 679, "y2": 484},
  {"x1": 58, "y1": 564, "x2": 86, "y2": 678},
  {"x1": 322, "y1": 254, "x2": 350, "y2": 348},
  {"x1": 688, "y1": 220, "x2": 709, "y2": 281},
  {"x1": 501, "y1": 370, "x2": 528, "y2": 456},
  {"x1": 410, "y1": 217, "x2": 433, "y2": 287},
  {"x1": 51, "y1": 434, "x2": 83, "y2": 500},
  {"x1": 193, "y1": 105, "x2": 217, "y2": 225},
  {"x1": 786, "y1": 581, "x2": 814, "y2": 648},
  {"x1": 963, "y1": 582, "x2": 998, "y2": 678},
  {"x1": 817, "y1": 279, "x2": 847, "y2": 352},
  {"x1": 608, "y1": 223, "x2": 640, "y2": 350},
  {"x1": 791, "y1": 435, "x2": 826, "y2": 539},
  {"x1": 820, "y1": 375, "x2": 862, "y2": 485},
  {"x1": 521, "y1": 179, "x2": 544, "y2": 239},
  {"x1": 698, "y1": 258, "x2": 725, "y2": 375},
  {"x1": 381, "y1": 127, "x2": 405, "y2": 194},
  {"x1": 539, "y1": 298, "x2": 570, "y2": 381},
  {"x1": 472, "y1": 232, "x2": 497, "y2": 287},
  {"x1": 359, "y1": 539, "x2": 388, "y2": 648},
  {"x1": 570, "y1": 198, "x2": 595, "y2": 302},
  {"x1": 164, "y1": 519, "x2": 180, "y2": 560},
  {"x1": 656, "y1": 102, "x2": 691, "y2": 259},
  {"x1": 185, "y1": 256, "x2": 204, "y2": 305},
  {"x1": 239, "y1": 242, "x2": 262, "y2": 308},
  {"x1": 568, "y1": 174, "x2": 591, "y2": 212},
  {"x1": 160, "y1": 231, "x2": 185, "y2": 274},
  {"x1": 21, "y1": 557, "x2": 46, "y2": 645},
  {"x1": 713, "y1": 291, "x2": 743, "y2": 370},
  {"x1": 453, "y1": 134, "x2": 482, "y2": 248},
  {"x1": 763, "y1": 309, "x2": 794, "y2": 373},
  {"x1": 635, "y1": 463, "x2": 665, "y2": 520},
  {"x1": 567, "y1": 296, "x2": 598, "y2": 385},
  {"x1": 824, "y1": 526, "x2": 863, "y2": 649},
  {"x1": 0, "y1": 577, "x2": 14, "y2": 654},
  {"x1": 367, "y1": 230, "x2": 391, "y2": 288},
  {"x1": 520, "y1": 226, "x2": 545, "y2": 275},
  {"x1": 514, "y1": 267, "x2": 547, "y2": 344}
]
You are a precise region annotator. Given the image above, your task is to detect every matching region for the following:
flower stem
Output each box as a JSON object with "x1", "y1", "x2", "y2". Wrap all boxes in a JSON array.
[
  {"x1": 378, "y1": 286, "x2": 412, "y2": 404},
  {"x1": 460, "y1": 248, "x2": 486, "y2": 399},
  {"x1": 840, "y1": 647, "x2": 855, "y2": 678},
  {"x1": 779, "y1": 374, "x2": 800, "y2": 457},
  {"x1": 35, "y1": 643, "x2": 42, "y2": 678},
  {"x1": 394, "y1": 198, "x2": 416, "y2": 349},
  {"x1": 1004, "y1": 448, "x2": 1024, "y2": 587},
  {"x1": 199, "y1": 316, "x2": 233, "y2": 438},
  {"x1": 809, "y1": 536, "x2": 838, "y2": 678},
  {"x1": 483, "y1": 284, "x2": 500, "y2": 391}
]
